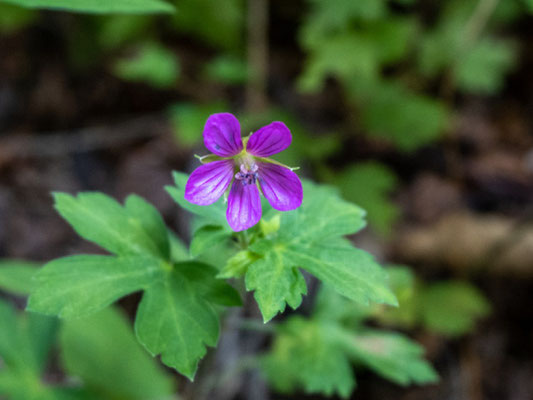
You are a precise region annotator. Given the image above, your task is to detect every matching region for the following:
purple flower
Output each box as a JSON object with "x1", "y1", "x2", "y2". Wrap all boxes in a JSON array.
[{"x1": 185, "y1": 113, "x2": 303, "y2": 231}]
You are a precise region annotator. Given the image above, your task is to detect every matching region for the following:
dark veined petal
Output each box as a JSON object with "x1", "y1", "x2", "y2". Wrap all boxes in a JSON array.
[
  {"x1": 257, "y1": 162, "x2": 303, "y2": 211},
  {"x1": 226, "y1": 180, "x2": 262, "y2": 231},
  {"x1": 185, "y1": 160, "x2": 234, "y2": 205},
  {"x1": 246, "y1": 121, "x2": 292, "y2": 157},
  {"x1": 203, "y1": 113, "x2": 243, "y2": 157}
]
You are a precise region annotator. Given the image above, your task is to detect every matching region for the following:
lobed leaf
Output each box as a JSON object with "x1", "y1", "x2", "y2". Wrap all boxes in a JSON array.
[
  {"x1": 335, "y1": 329, "x2": 439, "y2": 385},
  {"x1": 245, "y1": 246, "x2": 307, "y2": 322},
  {"x1": 54, "y1": 192, "x2": 170, "y2": 258},
  {"x1": 135, "y1": 267, "x2": 220, "y2": 380},
  {"x1": 28, "y1": 255, "x2": 165, "y2": 318}
]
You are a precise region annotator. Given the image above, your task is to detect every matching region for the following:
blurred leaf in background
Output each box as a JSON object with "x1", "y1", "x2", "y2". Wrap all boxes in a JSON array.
[
  {"x1": 261, "y1": 287, "x2": 438, "y2": 398},
  {"x1": 0, "y1": 3, "x2": 37, "y2": 34},
  {"x1": 241, "y1": 108, "x2": 340, "y2": 167},
  {"x1": 352, "y1": 80, "x2": 450, "y2": 151},
  {"x1": 97, "y1": 15, "x2": 154, "y2": 51},
  {"x1": 331, "y1": 162, "x2": 400, "y2": 236},
  {"x1": 60, "y1": 307, "x2": 175, "y2": 399},
  {"x1": 0, "y1": 0, "x2": 174, "y2": 14},
  {"x1": 168, "y1": 102, "x2": 228, "y2": 146},
  {"x1": 113, "y1": 42, "x2": 180, "y2": 88},
  {"x1": 376, "y1": 266, "x2": 491, "y2": 337},
  {"x1": 417, "y1": 0, "x2": 517, "y2": 95},
  {"x1": 170, "y1": 0, "x2": 244, "y2": 50},
  {"x1": 0, "y1": 260, "x2": 39, "y2": 295},
  {"x1": 0, "y1": 299, "x2": 62, "y2": 400},
  {"x1": 203, "y1": 55, "x2": 249, "y2": 85},
  {"x1": 419, "y1": 281, "x2": 491, "y2": 336}
]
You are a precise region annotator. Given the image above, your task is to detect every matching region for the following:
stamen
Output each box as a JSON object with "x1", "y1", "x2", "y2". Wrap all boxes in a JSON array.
[{"x1": 235, "y1": 163, "x2": 259, "y2": 186}]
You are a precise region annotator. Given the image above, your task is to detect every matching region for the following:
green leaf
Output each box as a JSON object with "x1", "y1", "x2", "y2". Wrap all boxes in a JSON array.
[
  {"x1": 0, "y1": 299, "x2": 21, "y2": 367},
  {"x1": 178, "y1": 262, "x2": 241, "y2": 307},
  {"x1": 298, "y1": 32, "x2": 379, "y2": 92},
  {"x1": 0, "y1": 260, "x2": 39, "y2": 295},
  {"x1": 419, "y1": 281, "x2": 490, "y2": 336},
  {"x1": 135, "y1": 263, "x2": 228, "y2": 379},
  {"x1": 279, "y1": 180, "x2": 367, "y2": 244},
  {"x1": 190, "y1": 225, "x2": 232, "y2": 257},
  {"x1": 283, "y1": 242, "x2": 397, "y2": 308},
  {"x1": 332, "y1": 162, "x2": 400, "y2": 236},
  {"x1": 60, "y1": 307, "x2": 174, "y2": 399},
  {"x1": 0, "y1": 0, "x2": 174, "y2": 14},
  {"x1": 336, "y1": 330, "x2": 439, "y2": 385},
  {"x1": 245, "y1": 247, "x2": 307, "y2": 322},
  {"x1": 28, "y1": 255, "x2": 165, "y2": 318},
  {"x1": 26, "y1": 313, "x2": 58, "y2": 373},
  {"x1": 54, "y1": 192, "x2": 170, "y2": 259},
  {"x1": 242, "y1": 180, "x2": 395, "y2": 321},
  {"x1": 113, "y1": 42, "x2": 180, "y2": 88},
  {"x1": 124, "y1": 195, "x2": 170, "y2": 259},
  {"x1": 0, "y1": 301, "x2": 56, "y2": 380},
  {"x1": 455, "y1": 38, "x2": 515, "y2": 94},
  {"x1": 261, "y1": 317, "x2": 355, "y2": 398},
  {"x1": 203, "y1": 56, "x2": 248, "y2": 85},
  {"x1": 218, "y1": 250, "x2": 260, "y2": 279},
  {"x1": 168, "y1": 102, "x2": 228, "y2": 145},
  {"x1": 0, "y1": 3, "x2": 37, "y2": 34},
  {"x1": 170, "y1": 0, "x2": 243, "y2": 50},
  {"x1": 166, "y1": 171, "x2": 228, "y2": 227},
  {"x1": 357, "y1": 80, "x2": 449, "y2": 151}
]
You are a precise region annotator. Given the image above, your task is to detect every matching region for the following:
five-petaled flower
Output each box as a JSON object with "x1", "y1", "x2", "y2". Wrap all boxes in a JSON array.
[{"x1": 185, "y1": 113, "x2": 303, "y2": 231}]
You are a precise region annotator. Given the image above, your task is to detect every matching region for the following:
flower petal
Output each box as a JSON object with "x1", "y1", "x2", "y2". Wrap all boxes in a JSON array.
[
  {"x1": 203, "y1": 113, "x2": 243, "y2": 156},
  {"x1": 226, "y1": 180, "x2": 262, "y2": 231},
  {"x1": 246, "y1": 122, "x2": 292, "y2": 157},
  {"x1": 257, "y1": 162, "x2": 303, "y2": 211},
  {"x1": 185, "y1": 160, "x2": 234, "y2": 205}
]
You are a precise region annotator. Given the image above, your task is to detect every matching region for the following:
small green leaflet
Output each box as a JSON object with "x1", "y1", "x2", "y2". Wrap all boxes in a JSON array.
[
  {"x1": 0, "y1": 0, "x2": 174, "y2": 14},
  {"x1": 28, "y1": 192, "x2": 240, "y2": 379}
]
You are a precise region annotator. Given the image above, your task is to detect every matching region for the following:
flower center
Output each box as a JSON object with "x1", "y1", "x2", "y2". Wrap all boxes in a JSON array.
[{"x1": 235, "y1": 163, "x2": 259, "y2": 186}]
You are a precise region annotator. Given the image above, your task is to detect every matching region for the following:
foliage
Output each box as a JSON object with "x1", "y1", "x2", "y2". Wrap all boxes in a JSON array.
[
  {"x1": 168, "y1": 102, "x2": 228, "y2": 145},
  {"x1": 113, "y1": 42, "x2": 180, "y2": 88},
  {"x1": 261, "y1": 285, "x2": 438, "y2": 398},
  {"x1": 167, "y1": 172, "x2": 397, "y2": 322},
  {"x1": 0, "y1": 260, "x2": 39, "y2": 295},
  {"x1": 27, "y1": 192, "x2": 240, "y2": 380},
  {"x1": 374, "y1": 266, "x2": 491, "y2": 337},
  {"x1": 0, "y1": 3, "x2": 37, "y2": 33},
  {"x1": 298, "y1": 0, "x2": 518, "y2": 151},
  {"x1": 170, "y1": 0, "x2": 244, "y2": 50},
  {"x1": 329, "y1": 162, "x2": 399, "y2": 236},
  {"x1": 0, "y1": 0, "x2": 174, "y2": 14}
]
